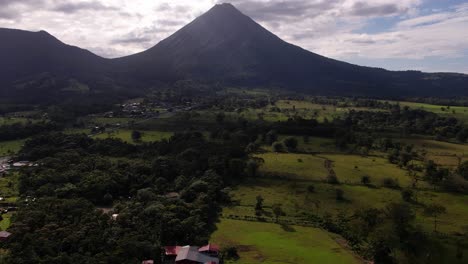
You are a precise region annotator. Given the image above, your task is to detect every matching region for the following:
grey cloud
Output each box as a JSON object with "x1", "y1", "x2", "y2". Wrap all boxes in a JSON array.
[
  {"x1": 350, "y1": 2, "x2": 401, "y2": 17},
  {"x1": 112, "y1": 36, "x2": 152, "y2": 45},
  {"x1": 0, "y1": 8, "x2": 18, "y2": 19},
  {"x1": 218, "y1": 0, "x2": 340, "y2": 21},
  {"x1": 0, "y1": 0, "x2": 45, "y2": 20},
  {"x1": 53, "y1": 1, "x2": 119, "y2": 14},
  {"x1": 155, "y1": 3, "x2": 191, "y2": 14}
]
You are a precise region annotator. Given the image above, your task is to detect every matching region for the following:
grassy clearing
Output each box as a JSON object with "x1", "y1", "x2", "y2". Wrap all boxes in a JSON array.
[
  {"x1": 225, "y1": 179, "x2": 401, "y2": 218},
  {"x1": 255, "y1": 152, "x2": 416, "y2": 187},
  {"x1": 0, "y1": 172, "x2": 19, "y2": 198},
  {"x1": 0, "y1": 140, "x2": 25, "y2": 156},
  {"x1": 90, "y1": 117, "x2": 136, "y2": 126},
  {"x1": 211, "y1": 218, "x2": 361, "y2": 264},
  {"x1": 226, "y1": 177, "x2": 468, "y2": 235},
  {"x1": 385, "y1": 101, "x2": 468, "y2": 123},
  {"x1": 254, "y1": 153, "x2": 328, "y2": 181},
  {"x1": 275, "y1": 100, "x2": 384, "y2": 122},
  {"x1": 400, "y1": 137, "x2": 468, "y2": 166},
  {"x1": 94, "y1": 129, "x2": 173, "y2": 143},
  {"x1": 0, "y1": 213, "x2": 12, "y2": 231},
  {"x1": 321, "y1": 154, "x2": 416, "y2": 187},
  {"x1": 276, "y1": 135, "x2": 337, "y2": 153},
  {"x1": 0, "y1": 117, "x2": 33, "y2": 125}
]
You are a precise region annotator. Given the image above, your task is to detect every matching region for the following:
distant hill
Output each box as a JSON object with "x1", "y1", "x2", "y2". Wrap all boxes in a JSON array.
[
  {"x1": 0, "y1": 28, "x2": 128, "y2": 103},
  {"x1": 1, "y1": 3, "x2": 468, "y2": 101}
]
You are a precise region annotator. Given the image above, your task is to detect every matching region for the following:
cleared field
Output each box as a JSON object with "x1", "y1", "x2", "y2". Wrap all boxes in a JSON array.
[
  {"x1": 400, "y1": 138, "x2": 468, "y2": 166},
  {"x1": 322, "y1": 154, "x2": 415, "y2": 187},
  {"x1": 226, "y1": 178, "x2": 468, "y2": 235},
  {"x1": 0, "y1": 117, "x2": 33, "y2": 125},
  {"x1": 211, "y1": 218, "x2": 361, "y2": 264},
  {"x1": 386, "y1": 101, "x2": 468, "y2": 123},
  {"x1": 0, "y1": 140, "x2": 25, "y2": 156},
  {"x1": 90, "y1": 117, "x2": 136, "y2": 126},
  {"x1": 94, "y1": 129, "x2": 173, "y2": 143},
  {"x1": 225, "y1": 179, "x2": 402, "y2": 218},
  {"x1": 255, "y1": 152, "x2": 417, "y2": 187},
  {"x1": 0, "y1": 213, "x2": 12, "y2": 231},
  {"x1": 254, "y1": 153, "x2": 328, "y2": 181},
  {"x1": 276, "y1": 135, "x2": 336, "y2": 153}
]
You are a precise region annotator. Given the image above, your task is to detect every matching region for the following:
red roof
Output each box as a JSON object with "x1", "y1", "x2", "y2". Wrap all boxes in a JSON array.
[
  {"x1": 199, "y1": 243, "x2": 220, "y2": 253},
  {"x1": 165, "y1": 246, "x2": 182, "y2": 256},
  {"x1": 0, "y1": 231, "x2": 11, "y2": 238}
]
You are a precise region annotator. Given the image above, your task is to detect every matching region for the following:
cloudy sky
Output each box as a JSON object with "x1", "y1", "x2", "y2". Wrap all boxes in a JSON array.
[{"x1": 1, "y1": 0, "x2": 467, "y2": 73}]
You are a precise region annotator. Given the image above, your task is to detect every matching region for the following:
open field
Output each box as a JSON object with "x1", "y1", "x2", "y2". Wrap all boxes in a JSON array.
[
  {"x1": 321, "y1": 154, "x2": 418, "y2": 187},
  {"x1": 254, "y1": 153, "x2": 328, "y2": 181},
  {"x1": 225, "y1": 177, "x2": 468, "y2": 235},
  {"x1": 93, "y1": 129, "x2": 173, "y2": 143},
  {"x1": 276, "y1": 135, "x2": 337, "y2": 153},
  {"x1": 90, "y1": 117, "x2": 137, "y2": 126},
  {"x1": 255, "y1": 152, "x2": 418, "y2": 187},
  {"x1": 0, "y1": 117, "x2": 34, "y2": 125},
  {"x1": 400, "y1": 137, "x2": 468, "y2": 166},
  {"x1": 0, "y1": 140, "x2": 25, "y2": 156},
  {"x1": 211, "y1": 218, "x2": 361, "y2": 264},
  {"x1": 386, "y1": 101, "x2": 468, "y2": 123}
]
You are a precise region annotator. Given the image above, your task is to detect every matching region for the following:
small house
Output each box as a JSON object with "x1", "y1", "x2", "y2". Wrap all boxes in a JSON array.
[
  {"x1": 163, "y1": 244, "x2": 219, "y2": 264},
  {"x1": 198, "y1": 244, "x2": 219, "y2": 257},
  {"x1": 0, "y1": 231, "x2": 12, "y2": 241}
]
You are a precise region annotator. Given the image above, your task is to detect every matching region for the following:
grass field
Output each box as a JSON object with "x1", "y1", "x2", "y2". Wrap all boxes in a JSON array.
[
  {"x1": 0, "y1": 117, "x2": 33, "y2": 125},
  {"x1": 0, "y1": 140, "x2": 25, "y2": 156},
  {"x1": 385, "y1": 101, "x2": 468, "y2": 123},
  {"x1": 211, "y1": 219, "x2": 361, "y2": 264},
  {"x1": 276, "y1": 135, "x2": 337, "y2": 153},
  {"x1": 93, "y1": 129, "x2": 173, "y2": 143},
  {"x1": 400, "y1": 137, "x2": 468, "y2": 166},
  {"x1": 255, "y1": 152, "x2": 417, "y2": 187},
  {"x1": 90, "y1": 117, "x2": 136, "y2": 126},
  {"x1": 321, "y1": 154, "x2": 416, "y2": 187},
  {"x1": 225, "y1": 177, "x2": 468, "y2": 235},
  {"x1": 254, "y1": 153, "x2": 328, "y2": 181}
]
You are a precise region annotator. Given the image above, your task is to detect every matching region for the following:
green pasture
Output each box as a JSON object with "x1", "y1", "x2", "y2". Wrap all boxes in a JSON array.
[
  {"x1": 226, "y1": 177, "x2": 468, "y2": 235},
  {"x1": 0, "y1": 117, "x2": 33, "y2": 125},
  {"x1": 386, "y1": 101, "x2": 468, "y2": 123},
  {"x1": 93, "y1": 129, "x2": 173, "y2": 143},
  {"x1": 90, "y1": 117, "x2": 136, "y2": 126},
  {"x1": 0, "y1": 140, "x2": 25, "y2": 156},
  {"x1": 321, "y1": 154, "x2": 417, "y2": 187},
  {"x1": 276, "y1": 135, "x2": 337, "y2": 153},
  {"x1": 255, "y1": 152, "x2": 417, "y2": 187},
  {"x1": 400, "y1": 137, "x2": 468, "y2": 166},
  {"x1": 211, "y1": 218, "x2": 361, "y2": 264},
  {"x1": 254, "y1": 153, "x2": 328, "y2": 181}
]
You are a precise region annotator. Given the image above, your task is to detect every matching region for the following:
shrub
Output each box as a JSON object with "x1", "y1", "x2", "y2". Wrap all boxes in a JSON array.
[
  {"x1": 383, "y1": 178, "x2": 400, "y2": 189},
  {"x1": 283, "y1": 137, "x2": 298, "y2": 151},
  {"x1": 335, "y1": 189, "x2": 345, "y2": 201},
  {"x1": 272, "y1": 141, "x2": 285, "y2": 152},
  {"x1": 401, "y1": 189, "x2": 414, "y2": 202},
  {"x1": 361, "y1": 175, "x2": 371, "y2": 185},
  {"x1": 221, "y1": 246, "x2": 239, "y2": 260},
  {"x1": 327, "y1": 174, "x2": 340, "y2": 184}
]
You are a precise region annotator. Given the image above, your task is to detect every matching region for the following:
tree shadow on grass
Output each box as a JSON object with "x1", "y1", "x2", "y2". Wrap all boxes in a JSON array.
[{"x1": 280, "y1": 224, "x2": 296, "y2": 232}]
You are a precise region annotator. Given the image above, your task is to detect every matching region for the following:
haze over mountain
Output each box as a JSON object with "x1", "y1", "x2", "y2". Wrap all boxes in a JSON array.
[{"x1": 0, "y1": 3, "x2": 467, "y2": 101}]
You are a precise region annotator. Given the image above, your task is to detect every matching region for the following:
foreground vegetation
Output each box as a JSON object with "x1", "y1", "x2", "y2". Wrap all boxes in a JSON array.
[{"x1": 0, "y1": 91, "x2": 468, "y2": 263}]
